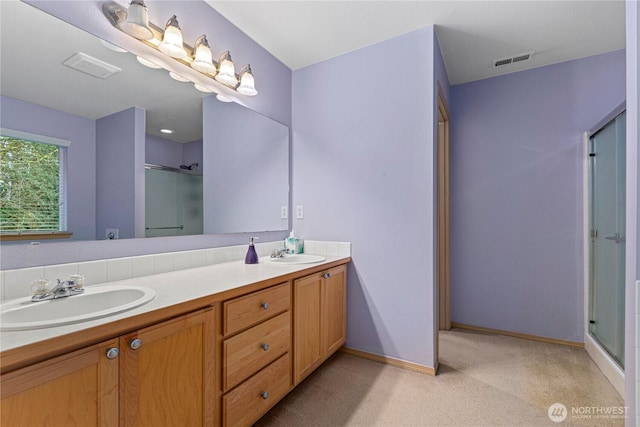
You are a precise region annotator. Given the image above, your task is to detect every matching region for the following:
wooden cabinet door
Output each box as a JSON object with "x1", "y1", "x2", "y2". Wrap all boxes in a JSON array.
[
  {"x1": 1, "y1": 338, "x2": 119, "y2": 427},
  {"x1": 293, "y1": 273, "x2": 323, "y2": 384},
  {"x1": 120, "y1": 308, "x2": 214, "y2": 427},
  {"x1": 323, "y1": 265, "x2": 347, "y2": 357}
]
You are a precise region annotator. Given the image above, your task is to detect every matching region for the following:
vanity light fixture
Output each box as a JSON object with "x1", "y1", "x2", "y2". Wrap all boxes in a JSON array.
[
  {"x1": 136, "y1": 55, "x2": 162, "y2": 69},
  {"x1": 237, "y1": 64, "x2": 258, "y2": 96},
  {"x1": 216, "y1": 94, "x2": 233, "y2": 103},
  {"x1": 100, "y1": 39, "x2": 128, "y2": 53},
  {"x1": 194, "y1": 83, "x2": 214, "y2": 93},
  {"x1": 160, "y1": 128, "x2": 174, "y2": 134},
  {"x1": 191, "y1": 35, "x2": 216, "y2": 74},
  {"x1": 215, "y1": 51, "x2": 238, "y2": 87},
  {"x1": 158, "y1": 15, "x2": 187, "y2": 58},
  {"x1": 117, "y1": 0, "x2": 153, "y2": 40},
  {"x1": 103, "y1": 1, "x2": 257, "y2": 97},
  {"x1": 169, "y1": 71, "x2": 190, "y2": 82}
]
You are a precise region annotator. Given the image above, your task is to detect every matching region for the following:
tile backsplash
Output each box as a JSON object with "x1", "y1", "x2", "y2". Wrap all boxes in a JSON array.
[{"x1": 1, "y1": 240, "x2": 351, "y2": 301}]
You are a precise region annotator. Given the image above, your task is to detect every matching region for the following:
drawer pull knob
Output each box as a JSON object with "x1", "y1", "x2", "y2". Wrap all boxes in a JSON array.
[
  {"x1": 261, "y1": 343, "x2": 270, "y2": 351},
  {"x1": 261, "y1": 302, "x2": 270, "y2": 310},
  {"x1": 129, "y1": 338, "x2": 142, "y2": 350},
  {"x1": 323, "y1": 273, "x2": 332, "y2": 279},
  {"x1": 261, "y1": 391, "x2": 269, "y2": 400},
  {"x1": 105, "y1": 347, "x2": 119, "y2": 359}
]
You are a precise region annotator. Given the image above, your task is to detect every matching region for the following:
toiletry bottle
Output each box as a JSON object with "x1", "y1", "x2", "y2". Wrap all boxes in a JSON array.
[
  {"x1": 286, "y1": 230, "x2": 296, "y2": 254},
  {"x1": 245, "y1": 237, "x2": 259, "y2": 264}
]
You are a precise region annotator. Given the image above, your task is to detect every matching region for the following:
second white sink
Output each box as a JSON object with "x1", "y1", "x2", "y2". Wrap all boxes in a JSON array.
[
  {"x1": 266, "y1": 254, "x2": 326, "y2": 264},
  {"x1": 1, "y1": 285, "x2": 157, "y2": 331}
]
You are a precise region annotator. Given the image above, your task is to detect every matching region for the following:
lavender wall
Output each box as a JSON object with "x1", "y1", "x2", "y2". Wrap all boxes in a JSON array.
[
  {"x1": 145, "y1": 134, "x2": 203, "y2": 171},
  {"x1": 2, "y1": 0, "x2": 291, "y2": 269},
  {"x1": 96, "y1": 107, "x2": 145, "y2": 240},
  {"x1": 292, "y1": 27, "x2": 447, "y2": 368},
  {"x1": 0, "y1": 95, "x2": 96, "y2": 240},
  {"x1": 450, "y1": 50, "x2": 626, "y2": 343},
  {"x1": 625, "y1": 1, "x2": 639, "y2": 424},
  {"x1": 203, "y1": 97, "x2": 289, "y2": 234}
]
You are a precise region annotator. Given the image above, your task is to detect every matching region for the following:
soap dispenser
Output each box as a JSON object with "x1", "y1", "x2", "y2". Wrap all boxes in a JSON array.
[{"x1": 245, "y1": 237, "x2": 259, "y2": 264}]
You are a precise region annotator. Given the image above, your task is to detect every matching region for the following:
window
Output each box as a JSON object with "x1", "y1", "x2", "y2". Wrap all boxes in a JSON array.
[{"x1": 0, "y1": 129, "x2": 70, "y2": 240}]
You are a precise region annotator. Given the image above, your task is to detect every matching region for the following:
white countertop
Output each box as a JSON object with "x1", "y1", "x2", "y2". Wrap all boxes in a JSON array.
[{"x1": 1, "y1": 255, "x2": 349, "y2": 354}]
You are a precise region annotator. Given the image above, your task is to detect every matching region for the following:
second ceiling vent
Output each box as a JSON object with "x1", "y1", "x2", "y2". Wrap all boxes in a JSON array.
[{"x1": 492, "y1": 51, "x2": 535, "y2": 68}]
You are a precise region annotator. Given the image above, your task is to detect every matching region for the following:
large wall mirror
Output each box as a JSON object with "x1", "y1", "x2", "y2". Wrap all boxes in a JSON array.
[{"x1": 0, "y1": 1, "x2": 289, "y2": 242}]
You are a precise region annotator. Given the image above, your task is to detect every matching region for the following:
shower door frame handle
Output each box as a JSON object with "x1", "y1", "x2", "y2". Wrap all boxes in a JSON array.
[{"x1": 604, "y1": 233, "x2": 625, "y2": 244}]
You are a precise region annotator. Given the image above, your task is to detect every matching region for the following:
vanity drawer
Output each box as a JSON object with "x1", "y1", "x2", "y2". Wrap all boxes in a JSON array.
[
  {"x1": 223, "y1": 353, "x2": 291, "y2": 427},
  {"x1": 224, "y1": 282, "x2": 290, "y2": 335},
  {"x1": 223, "y1": 311, "x2": 290, "y2": 391}
]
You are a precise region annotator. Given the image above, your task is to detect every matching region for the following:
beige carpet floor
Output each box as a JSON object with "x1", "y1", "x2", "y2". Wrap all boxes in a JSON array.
[{"x1": 255, "y1": 329, "x2": 625, "y2": 426}]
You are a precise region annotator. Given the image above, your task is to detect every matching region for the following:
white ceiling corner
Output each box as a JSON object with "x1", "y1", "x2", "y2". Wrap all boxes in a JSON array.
[{"x1": 206, "y1": 0, "x2": 626, "y2": 85}]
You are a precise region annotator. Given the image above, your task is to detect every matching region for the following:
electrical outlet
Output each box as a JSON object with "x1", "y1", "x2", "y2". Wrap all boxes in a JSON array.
[
  {"x1": 296, "y1": 205, "x2": 304, "y2": 219},
  {"x1": 105, "y1": 228, "x2": 119, "y2": 240},
  {"x1": 281, "y1": 206, "x2": 288, "y2": 219}
]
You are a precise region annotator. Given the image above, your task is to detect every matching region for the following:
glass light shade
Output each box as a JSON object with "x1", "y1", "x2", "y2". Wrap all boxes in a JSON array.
[
  {"x1": 216, "y1": 94, "x2": 233, "y2": 103},
  {"x1": 169, "y1": 72, "x2": 190, "y2": 82},
  {"x1": 215, "y1": 51, "x2": 238, "y2": 87},
  {"x1": 237, "y1": 65, "x2": 258, "y2": 96},
  {"x1": 137, "y1": 56, "x2": 162, "y2": 69},
  {"x1": 118, "y1": 0, "x2": 153, "y2": 40},
  {"x1": 158, "y1": 15, "x2": 187, "y2": 58},
  {"x1": 194, "y1": 83, "x2": 214, "y2": 93},
  {"x1": 191, "y1": 35, "x2": 215, "y2": 74}
]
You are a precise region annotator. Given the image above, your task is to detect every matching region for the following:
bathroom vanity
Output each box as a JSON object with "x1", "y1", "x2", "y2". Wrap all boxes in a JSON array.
[{"x1": 0, "y1": 256, "x2": 349, "y2": 426}]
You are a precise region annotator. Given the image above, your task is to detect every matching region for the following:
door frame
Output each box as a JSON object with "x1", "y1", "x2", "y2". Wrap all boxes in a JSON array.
[{"x1": 437, "y1": 85, "x2": 451, "y2": 334}]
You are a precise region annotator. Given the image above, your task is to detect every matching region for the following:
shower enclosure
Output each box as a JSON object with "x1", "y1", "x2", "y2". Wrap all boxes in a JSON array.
[
  {"x1": 588, "y1": 110, "x2": 626, "y2": 368},
  {"x1": 145, "y1": 164, "x2": 203, "y2": 237}
]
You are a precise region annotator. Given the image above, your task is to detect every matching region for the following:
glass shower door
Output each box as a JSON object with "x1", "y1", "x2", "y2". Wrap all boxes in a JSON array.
[{"x1": 588, "y1": 111, "x2": 626, "y2": 368}]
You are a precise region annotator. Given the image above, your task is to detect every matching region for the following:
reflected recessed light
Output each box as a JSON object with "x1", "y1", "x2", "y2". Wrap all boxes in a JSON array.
[
  {"x1": 194, "y1": 83, "x2": 214, "y2": 93},
  {"x1": 216, "y1": 94, "x2": 232, "y2": 103},
  {"x1": 160, "y1": 128, "x2": 174, "y2": 134},
  {"x1": 136, "y1": 56, "x2": 162, "y2": 69},
  {"x1": 169, "y1": 71, "x2": 190, "y2": 82}
]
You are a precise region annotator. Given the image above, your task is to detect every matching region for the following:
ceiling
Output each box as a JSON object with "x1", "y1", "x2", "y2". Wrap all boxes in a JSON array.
[{"x1": 206, "y1": 0, "x2": 626, "y2": 85}]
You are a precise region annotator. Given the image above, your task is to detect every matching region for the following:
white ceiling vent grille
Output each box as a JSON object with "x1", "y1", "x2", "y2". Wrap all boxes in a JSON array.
[
  {"x1": 62, "y1": 52, "x2": 122, "y2": 79},
  {"x1": 492, "y1": 51, "x2": 535, "y2": 68}
]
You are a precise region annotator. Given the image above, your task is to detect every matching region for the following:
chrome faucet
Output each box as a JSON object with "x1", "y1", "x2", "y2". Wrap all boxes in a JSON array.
[
  {"x1": 270, "y1": 248, "x2": 288, "y2": 258},
  {"x1": 31, "y1": 278, "x2": 85, "y2": 302}
]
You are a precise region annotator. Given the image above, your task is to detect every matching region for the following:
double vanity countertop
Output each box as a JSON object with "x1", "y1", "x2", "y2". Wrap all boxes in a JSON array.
[{"x1": 0, "y1": 254, "x2": 351, "y2": 373}]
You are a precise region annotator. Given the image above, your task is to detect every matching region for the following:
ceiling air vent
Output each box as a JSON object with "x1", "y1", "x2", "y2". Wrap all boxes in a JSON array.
[
  {"x1": 492, "y1": 51, "x2": 535, "y2": 68},
  {"x1": 62, "y1": 52, "x2": 122, "y2": 79}
]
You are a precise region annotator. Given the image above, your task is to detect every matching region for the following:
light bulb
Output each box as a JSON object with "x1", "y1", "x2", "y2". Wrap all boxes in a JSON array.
[
  {"x1": 158, "y1": 15, "x2": 187, "y2": 58},
  {"x1": 118, "y1": 0, "x2": 153, "y2": 40},
  {"x1": 215, "y1": 51, "x2": 238, "y2": 87},
  {"x1": 191, "y1": 35, "x2": 215, "y2": 74},
  {"x1": 237, "y1": 64, "x2": 257, "y2": 96}
]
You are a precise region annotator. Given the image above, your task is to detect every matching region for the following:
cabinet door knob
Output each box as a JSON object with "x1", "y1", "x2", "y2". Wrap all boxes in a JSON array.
[
  {"x1": 129, "y1": 338, "x2": 142, "y2": 350},
  {"x1": 105, "y1": 347, "x2": 119, "y2": 359},
  {"x1": 323, "y1": 272, "x2": 331, "y2": 279},
  {"x1": 261, "y1": 302, "x2": 270, "y2": 310},
  {"x1": 261, "y1": 391, "x2": 269, "y2": 400},
  {"x1": 261, "y1": 343, "x2": 269, "y2": 351}
]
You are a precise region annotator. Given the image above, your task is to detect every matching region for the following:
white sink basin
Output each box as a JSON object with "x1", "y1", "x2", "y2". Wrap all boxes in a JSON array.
[
  {"x1": 266, "y1": 254, "x2": 326, "y2": 264},
  {"x1": 0, "y1": 285, "x2": 157, "y2": 331}
]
